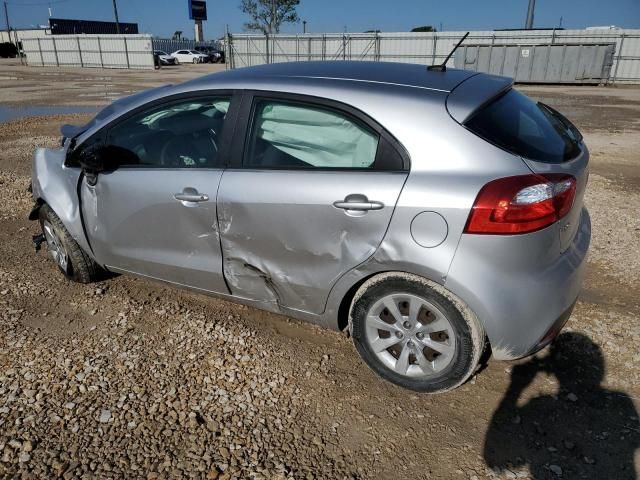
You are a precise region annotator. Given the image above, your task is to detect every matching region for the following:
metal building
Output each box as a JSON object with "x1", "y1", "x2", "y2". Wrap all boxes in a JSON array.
[{"x1": 49, "y1": 18, "x2": 139, "y2": 35}]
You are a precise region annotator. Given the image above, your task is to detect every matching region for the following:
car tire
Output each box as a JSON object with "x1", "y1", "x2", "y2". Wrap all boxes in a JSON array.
[
  {"x1": 193, "y1": 58, "x2": 198, "y2": 64},
  {"x1": 39, "y1": 204, "x2": 102, "y2": 284},
  {"x1": 350, "y1": 272, "x2": 485, "y2": 393}
]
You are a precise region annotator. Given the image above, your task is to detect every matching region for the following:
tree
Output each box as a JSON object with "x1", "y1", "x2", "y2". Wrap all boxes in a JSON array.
[
  {"x1": 240, "y1": 0, "x2": 300, "y2": 34},
  {"x1": 411, "y1": 25, "x2": 437, "y2": 33}
]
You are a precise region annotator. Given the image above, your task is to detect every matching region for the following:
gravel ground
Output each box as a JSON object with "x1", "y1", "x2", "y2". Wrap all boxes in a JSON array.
[{"x1": 0, "y1": 64, "x2": 639, "y2": 479}]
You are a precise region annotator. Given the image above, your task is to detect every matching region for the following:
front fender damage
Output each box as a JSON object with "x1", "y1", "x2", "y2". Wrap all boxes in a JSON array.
[{"x1": 30, "y1": 147, "x2": 94, "y2": 259}]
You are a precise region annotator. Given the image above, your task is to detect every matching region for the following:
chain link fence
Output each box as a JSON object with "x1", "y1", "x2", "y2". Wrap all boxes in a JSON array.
[{"x1": 152, "y1": 38, "x2": 223, "y2": 54}]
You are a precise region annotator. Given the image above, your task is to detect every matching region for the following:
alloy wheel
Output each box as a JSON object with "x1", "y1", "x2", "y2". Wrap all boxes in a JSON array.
[
  {"x1": 364, "y1": 293, "x2": 456, "y2": 378},
  {"x1": 42, "y1": 220, "x2": 68, "y2": 273}
]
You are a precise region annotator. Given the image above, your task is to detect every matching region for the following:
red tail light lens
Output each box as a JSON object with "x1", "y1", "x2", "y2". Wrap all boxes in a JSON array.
[{"x1": 464, "y1": 174, "x2": 577, "y2": 234}]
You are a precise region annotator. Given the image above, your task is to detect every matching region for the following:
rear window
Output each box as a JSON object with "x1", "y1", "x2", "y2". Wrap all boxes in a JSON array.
[{"x1": 465, "y1": 89, "x2": 582, "y2": 163}]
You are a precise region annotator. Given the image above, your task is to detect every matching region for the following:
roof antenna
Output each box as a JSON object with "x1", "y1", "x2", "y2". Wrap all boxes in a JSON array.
[{"x1": 428, "y1": 31, "x2": 469, "y2": 72}]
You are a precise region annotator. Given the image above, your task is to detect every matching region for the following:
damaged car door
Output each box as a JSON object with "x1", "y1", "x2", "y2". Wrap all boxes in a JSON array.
[
  {"x1": 217, "y1": 94, "x2": 409, "y2": 314},
  {"x1": 76, "y1": 94, "x2": 235, "y2": 293}
]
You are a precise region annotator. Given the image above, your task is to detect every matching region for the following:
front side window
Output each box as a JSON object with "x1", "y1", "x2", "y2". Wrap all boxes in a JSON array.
[
  {"x1": 245, "y1": 100, "x2": 379, "y2": 169},
  {"x1": 106, "y1": 97, "x2": 230, "y2": 168}
]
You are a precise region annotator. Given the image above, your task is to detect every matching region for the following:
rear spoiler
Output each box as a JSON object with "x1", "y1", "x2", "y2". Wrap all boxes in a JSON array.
[{"x1": 446, "y1": 73, "x2": 513, "y2": 124}]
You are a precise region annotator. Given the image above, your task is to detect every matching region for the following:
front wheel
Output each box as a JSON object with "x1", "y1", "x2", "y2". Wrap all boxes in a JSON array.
[
  {"x1": 38, "y1": 204, "x2": 102, "y2": 283},
  {"x1": 350, "y1": 273, "x2": 485, "y2": 393}
]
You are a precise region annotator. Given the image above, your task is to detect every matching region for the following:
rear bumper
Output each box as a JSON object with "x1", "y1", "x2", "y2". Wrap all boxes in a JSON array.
[
  {"x1": 445, "y1": 207, "x2": 591, "y2": 360},
  {"x1": 524, "y1": 299, "x2": 575, "y2": 357}
]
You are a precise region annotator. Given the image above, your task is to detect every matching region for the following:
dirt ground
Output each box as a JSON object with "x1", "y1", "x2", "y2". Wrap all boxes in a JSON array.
[{"x1": 0, "y1": 60, "x2": 639, "y2": 480}]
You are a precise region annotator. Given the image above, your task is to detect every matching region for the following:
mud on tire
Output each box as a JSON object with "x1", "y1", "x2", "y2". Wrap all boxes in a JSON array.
[
  {"x1": 350, "y1": 272, "x2": 485, "y2": 393},
  {"x1": 38, "y1": 204, "x2": 102, "y2": 283}
]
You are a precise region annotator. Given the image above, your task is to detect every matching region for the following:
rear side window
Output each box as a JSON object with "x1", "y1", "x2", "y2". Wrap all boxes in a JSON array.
[
  {"x1": 245, "y1": 100, "x2": 379, "y2": 169},
  {"x1": 465, "y1": 89, "x2": 582, "y2": 163}
]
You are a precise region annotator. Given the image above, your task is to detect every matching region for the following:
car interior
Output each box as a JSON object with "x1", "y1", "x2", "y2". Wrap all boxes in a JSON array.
[{"x1": 107, "y1": 100, "x2": 228, "y2": 168}]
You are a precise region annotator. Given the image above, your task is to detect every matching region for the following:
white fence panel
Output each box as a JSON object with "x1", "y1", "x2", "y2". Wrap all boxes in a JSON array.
[
  {"x1": 226, "y1": 29, "x2": 640, "y2": 83},
  {"x1": 22, "y1": 34, "x2": 154, "y2": 70}
]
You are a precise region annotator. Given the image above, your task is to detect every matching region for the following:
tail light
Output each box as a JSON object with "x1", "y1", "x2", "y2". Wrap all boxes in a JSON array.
[{"x1": 464, "y1": 174, "x2": 577, "y2": 234}]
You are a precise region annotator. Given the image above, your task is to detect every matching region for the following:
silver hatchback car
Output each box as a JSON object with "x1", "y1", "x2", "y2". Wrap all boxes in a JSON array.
[{"x1": 30, "y1": 62, "x2": 590, "y2": 392}]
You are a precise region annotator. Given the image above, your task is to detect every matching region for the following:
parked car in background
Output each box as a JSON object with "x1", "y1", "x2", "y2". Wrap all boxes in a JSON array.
[
  {"x1": 171, "y1": 50, "x2": 208, "y2": 64},
  {"x1": 0, "y1": 42, "x2": 18, "y2": 58},
  {"x1": 154, "y1": 50, "x2": 178, "y2": 66},
  {"x1": 197, "y1": 46, "x2": 225, "y2": 63},
  {"x1": 30, "y1": 61, "x2": 590, "y2": 393}
]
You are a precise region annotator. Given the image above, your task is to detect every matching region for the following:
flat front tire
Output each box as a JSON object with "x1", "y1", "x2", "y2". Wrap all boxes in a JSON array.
[
  {"x1": 350, "y1": 273, "x2": 485, "y2": 393},
  {"x1": 38, "y1": 204, "x2": 101, "y2": 283}
]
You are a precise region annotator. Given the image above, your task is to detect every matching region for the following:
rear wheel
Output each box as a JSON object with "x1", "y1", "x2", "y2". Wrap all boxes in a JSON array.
[
  {"x1": 351, "y1": 273, "x2": 484, "y2": 393},
  {"x1": 39, "y1": 204, "x2": 102, "y2": 283},
  {"x1": 193, "y1": 58, "x2": 198, "y2": 64}
]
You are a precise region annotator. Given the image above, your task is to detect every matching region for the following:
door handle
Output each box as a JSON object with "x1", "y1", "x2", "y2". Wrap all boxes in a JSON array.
[
  {"x1": 174, "y1": 189, "x2": 209, "y2": 203},
  {"x1": 333, "y1": 199, "x2": 384, "y2": 211}
]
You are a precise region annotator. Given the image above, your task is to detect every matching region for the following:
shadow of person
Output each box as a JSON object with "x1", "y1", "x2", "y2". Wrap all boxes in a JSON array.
[{"x1": 483, "y1": 332, "x2": 639, "y2": 479}]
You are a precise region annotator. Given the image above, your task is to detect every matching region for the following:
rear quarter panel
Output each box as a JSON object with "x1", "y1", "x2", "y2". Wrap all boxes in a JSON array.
[{"x1": 320, "y1": 93, "x2": 533, "y2": 328}]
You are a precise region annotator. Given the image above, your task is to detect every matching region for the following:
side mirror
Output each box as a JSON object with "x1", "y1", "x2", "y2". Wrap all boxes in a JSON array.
[
  {"x1": 78, "y1": 145, "x2": 139, "y2": 185},
  {"x1": 78, "y1": 145, "x2": 106, "y2": 174}
]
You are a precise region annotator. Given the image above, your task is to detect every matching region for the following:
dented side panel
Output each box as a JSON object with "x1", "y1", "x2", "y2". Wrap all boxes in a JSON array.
[
  {"x1": 31, "y1": 148, "x2": 94, "y2": 258},
  {"x1": 217, "y1": 170, "x2": 408, "y2": 314},
  {"x1": 80, "y1": 169, "x2": 229, "y2": 294}
]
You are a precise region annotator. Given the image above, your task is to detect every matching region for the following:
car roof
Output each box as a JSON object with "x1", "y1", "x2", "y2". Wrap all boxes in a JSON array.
[
  {"x1": 186, "y1": 61, "x2": 478, "y2": 94},
  {"x1": 74, "y1": 62, "x2": 510, "y2": 152}
]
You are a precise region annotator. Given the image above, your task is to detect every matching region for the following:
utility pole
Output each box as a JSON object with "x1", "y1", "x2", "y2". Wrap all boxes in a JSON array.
[
  {"x1": 4, "y1": 1, "x2": 23, "y2": 65},
  {"x1": 112, "y1": 0, "x2": 120, "y2": 34},
  {"x1": 303, "y1": 20, "x2": 306, "y2": 34},
  {"x1": 525, "y1": 0, "x2": 536, "y2": 30},
  {"x1": 3, "y1": 2, "x2": 9, "y2": 32}
]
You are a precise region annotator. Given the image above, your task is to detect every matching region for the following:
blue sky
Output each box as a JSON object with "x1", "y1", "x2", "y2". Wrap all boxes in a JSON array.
[{"x1": 6, "y1": 0, "x2": 640, "y2": 40}]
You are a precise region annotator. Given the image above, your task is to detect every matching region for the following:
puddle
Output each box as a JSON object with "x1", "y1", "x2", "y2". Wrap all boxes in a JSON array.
[{"x1": 0, "y1": 105, "x2": 99, "y2": 124}]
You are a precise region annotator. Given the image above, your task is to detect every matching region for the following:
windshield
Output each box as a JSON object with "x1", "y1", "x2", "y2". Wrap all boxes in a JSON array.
[
  {"x1": 465, "y1": 89, "x2": 582, "y2": 163},
  {"x1": 155, "y1": 51, "x2": 168, "y2": 56}
]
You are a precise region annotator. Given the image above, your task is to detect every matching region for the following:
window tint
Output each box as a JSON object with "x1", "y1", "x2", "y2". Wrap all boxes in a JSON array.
[
  {"x1": 245, "y1": 100, "x2": 379, "y2": 169},
  {"x1": 107, "y1": 97, "x2": 230, "y2": 168},
  {"x1": 465, "y1": 89, "x2": 582, "y2": 163}
]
